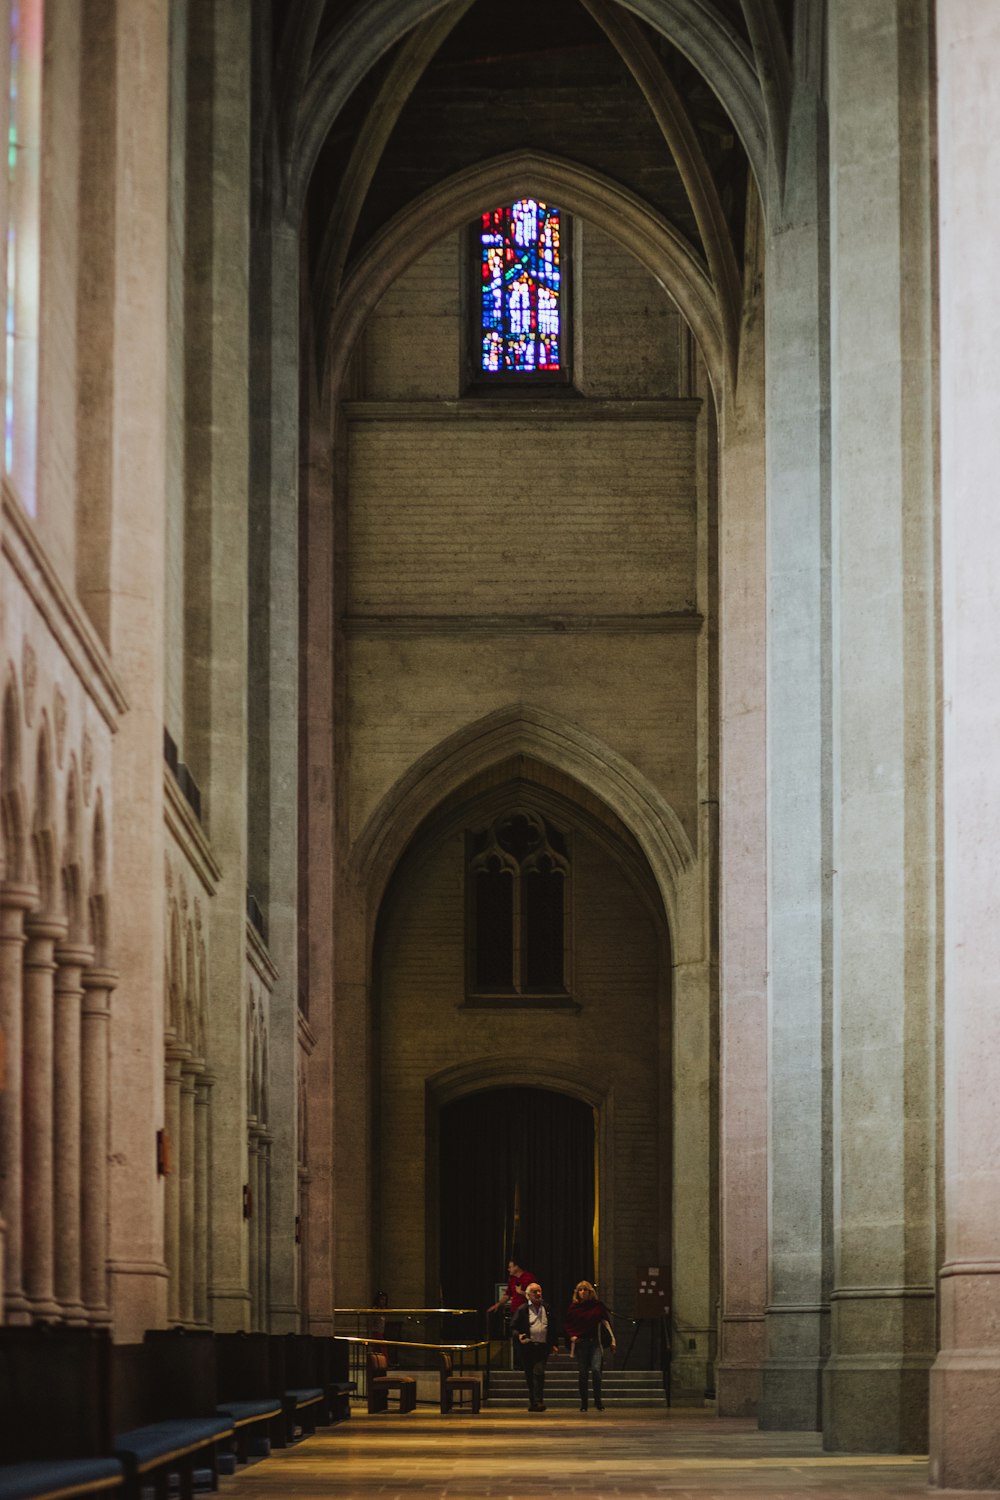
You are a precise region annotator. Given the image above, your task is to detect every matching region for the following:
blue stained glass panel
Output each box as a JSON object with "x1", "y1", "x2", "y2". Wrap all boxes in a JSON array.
[{"x1": 479, "y1": 200, "x2": 561, "y2": 374}]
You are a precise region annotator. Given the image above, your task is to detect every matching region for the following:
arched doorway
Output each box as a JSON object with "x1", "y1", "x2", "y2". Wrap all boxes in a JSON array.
[{"x1": 438, "y1": 1085, "x2": 596, "y2": 1313}]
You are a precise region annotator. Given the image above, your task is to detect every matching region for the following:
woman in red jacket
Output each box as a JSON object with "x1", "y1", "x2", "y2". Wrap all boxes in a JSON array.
[{"x1": 563, "y1": 1280, "x2": 616, "y2": 1411}]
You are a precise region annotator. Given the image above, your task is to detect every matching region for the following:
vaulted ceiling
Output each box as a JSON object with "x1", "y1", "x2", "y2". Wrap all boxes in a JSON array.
[{"x1": 259, "y1": 0, "x2": 797, "y2": 388}]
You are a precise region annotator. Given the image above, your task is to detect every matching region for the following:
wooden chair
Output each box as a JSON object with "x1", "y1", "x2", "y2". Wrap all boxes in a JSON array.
[
  {"x1": 438, "y1": 1351, "x2": 481, "y2": 1415},
  {"x1": 366, "y1": 1349, "x2": 416, "y2": 1414}
]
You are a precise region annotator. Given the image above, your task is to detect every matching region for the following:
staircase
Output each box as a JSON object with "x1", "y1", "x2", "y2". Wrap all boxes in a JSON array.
[{"x1": 487, "y1": 1353, "x2": 666, "y2": 1409}]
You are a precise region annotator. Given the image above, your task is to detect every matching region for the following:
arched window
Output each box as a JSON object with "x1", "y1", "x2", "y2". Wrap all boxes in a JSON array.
[
  {"x1": 467, "y1": 811, "x2": 570, "y2": 998},
  {"x1": 473, "y1": 200, "x2": 570, "y2": 385},
  {"x1": 2, "y1": 0, "x2": 42, "y2": 511}
]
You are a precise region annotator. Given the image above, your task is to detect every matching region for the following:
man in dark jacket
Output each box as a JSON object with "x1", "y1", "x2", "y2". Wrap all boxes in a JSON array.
[{"x1": 510, "y1": 1282, "x2": 560, "y2": 1411}]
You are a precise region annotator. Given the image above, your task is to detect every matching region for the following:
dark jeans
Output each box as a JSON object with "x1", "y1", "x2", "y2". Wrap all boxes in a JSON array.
[{"x1": 521, "y1": 1342, "x2": 551, "y2": 1407}]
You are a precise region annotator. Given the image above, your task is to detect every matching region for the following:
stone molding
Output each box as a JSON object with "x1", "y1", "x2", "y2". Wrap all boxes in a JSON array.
[
  {"x1": 164, "y1": 771, "x2": 221, "y2": 895},
  {"x1": 2, "y1": 483, "x2": 128, "y2": 730},
  {"x1": 342, "y1": 398, "x2": 703, "y2": 424},
  {"x1": 341, "y1": 613, "x2": 703, "y2": 638},
  {"x1": 246, "y1": 921, "x2": 278, "y2": 989}
]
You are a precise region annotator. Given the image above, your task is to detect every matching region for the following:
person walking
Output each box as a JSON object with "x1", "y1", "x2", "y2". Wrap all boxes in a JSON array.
[
  {"x1": 510, "y1": 1282, "x2": 560, "y2": 1411},
  {"x1": 564, "y1": 1279, "x2": 615, "y2": 1411}
]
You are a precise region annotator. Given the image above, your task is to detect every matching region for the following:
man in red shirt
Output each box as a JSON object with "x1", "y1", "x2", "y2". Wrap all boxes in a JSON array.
[{"x1": 488, "y1": 1258, "x2": 534, "y2": 1314}]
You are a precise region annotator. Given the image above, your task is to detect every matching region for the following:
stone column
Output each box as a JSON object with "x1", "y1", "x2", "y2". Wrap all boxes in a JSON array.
[
  {"x1": 183, "y1": 0, "x2": 252, "y2": 1334},
  {"x1": 0, "y1": 884, "x2": 36, "y2": 1322},
  {"x1": 193, "y1": 1071, "x2": 214, "y2": 1325},
  {"x1": 760, "y1": 64, "x2": 832, "y2": 1431},
  {"x1": 179, "y1": 1061, "x2": 198, "y2": 1323},
  {"x1": 824, "y1": 2, "x2": 936, "y2": 1453},
  {"x1": 250, "y1": 210, "x2": 301, "y2": 1335},
  {"x1": 22, "y1": 915, "x2": 66, "y2": 1317},
  {"x1": 257, "y1": 1130, "x2": 272, "y2": 1333},
  {"x1": 94, "y1": 0, "x2": 170, "y2": 1339},
  {"x1": 247, "y1": 1126, "x2": 261, "y2": 1329},
  {"x1": 716, "y1": 190, "x2": 767, "y2": 1418},
  {"x1": 81, "y1": 966, "x2": 115, "y2": 1323},
  {"x1": 929, "y1": 5, "x2": 1000, "y2": 1490},
  {"x1": 53, "y1": 942, "x2": 93, "y2": 1324},
  {"x1": 164, "y1": 1047, "x2": 185, "y2": 1323}
]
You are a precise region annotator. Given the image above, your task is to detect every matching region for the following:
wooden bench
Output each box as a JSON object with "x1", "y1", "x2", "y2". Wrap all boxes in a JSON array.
[
  {"x1": 366, "y1": 1349, "x2": 416, "y2": 1414},
  {"x1": 111, "y1": 1342, "x2": 234, "y2": 1499},
  {"x1": 0, "y1": 1326, "x2": 125, "y2": 1500},
  {"x1": 214, "y1": 1334, "x2": 289, "y2": 1454},
  {"x1": 268, "y1": 1335, "x2": 328, "y2": 1444},
  {"x1": 439, "y1": 1350, "x2": 482, "y2": 1414},
  {"x1": 315, "y1": 1336, "x2": 357, "y2": 1423},
  {"x1": 143, "y1": 1329, "x2": 279, "y2": 1467}
]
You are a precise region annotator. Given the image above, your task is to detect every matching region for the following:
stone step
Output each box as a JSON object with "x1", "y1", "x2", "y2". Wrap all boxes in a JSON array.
[{"x1": 488, "y1": 1366, "x2": 667, "y2": 1407}]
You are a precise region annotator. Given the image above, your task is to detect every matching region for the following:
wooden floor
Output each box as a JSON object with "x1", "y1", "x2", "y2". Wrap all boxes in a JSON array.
[{"x1": 219, "y1": 1408, "x2": 939, "y2": 1498}]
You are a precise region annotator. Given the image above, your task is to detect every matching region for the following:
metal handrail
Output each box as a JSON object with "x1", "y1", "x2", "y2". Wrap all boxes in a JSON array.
[
  {"x1": 334, "y1": 1335, "x2": 489, "y2": 1350},
  {"x1": 331, "y1": 1306, "x2": 479, "y2": 1315},
  {"x1": 333, "y1": 1331, "x2": 494, "y2": 1401}
]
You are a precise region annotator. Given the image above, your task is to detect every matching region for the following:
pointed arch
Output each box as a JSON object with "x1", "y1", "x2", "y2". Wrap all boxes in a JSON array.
[
  {"x1": 288, "y1": 0, "x2": 769, "y2": 216},
  {"x1": 350, "y1": 703, "x2": 696, "y2": 945},
  {"x1": 61, "y1": 760, "x2": 85, "y2": 943},
  {"x1": 31, "y1": 719, "x2": 57, "y2": 913},
  {"x1": 1, "y1": 670, "x2": 27, "y2": 884},
  {"x1": 89, "y1": 792, "x2": 109, "y2": 963},
  {"x1": 326, "y1": 151, "x2": 728, "y2": 400}
]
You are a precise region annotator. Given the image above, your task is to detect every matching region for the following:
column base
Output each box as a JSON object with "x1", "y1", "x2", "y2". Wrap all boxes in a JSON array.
[
  {"x1": 930, "y1": 1269, "x2": 1000, "y2": 1489},
  {"x1": 823, "y1": 1355, "x2": 930, "y2": 1452},
  {"x1": 759, "y1": 1306, "x2": 827, "y2": 1430},
  {"x1": 823, "y1": 1291, "x2": 933, "y2": 1453},
  {"x1": 716, "y1": 1315, "x2": 765, "y2": 1417},
  {"x1": 716, "y1": 1362, "x2": 762, "y2": 1417}
]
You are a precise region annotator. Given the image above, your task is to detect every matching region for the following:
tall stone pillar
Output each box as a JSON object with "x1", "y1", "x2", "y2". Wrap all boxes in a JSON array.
[
  {"x1": 760, "y1": 62, "x2": 832, "y2": 1431},
  {"x1": 0, "y1": 884, "x2": 36, "y2": 1322},
  {"x1": 257, "y1": 1130, "x2": 272, "y2": 1333},
  {"x1": 53, "y1": 942, "x2": 92, "y2": 1323},
  {"x1": 179, "y1": 1062, "x2": 198, "y2": 1323},
  {"x1": 193, "y1": 1072, "x2": 214, "y2": 1325},
  {"x1": 22, "y1": 916, "x2": 66, "y2": 1318},
  {"x1": 95, "y1": 0, "x2": 170, "y2": 1339},
  {"x1": 183, "y1": 0, "x2": 252, "y2": 1334},
  {"x1": 164, "y1": 1049, "x2": 184, "y2": 1323},
  {"x1": 716, "y1": 193, "x2": 767, "y2": 1419},
  {"x1": 824, "y1": 2, "x2": 936, "y2": 1452},
  {"x1": 81, "y1": 967, "x2": 115, "y2": 1323},
  {"x1": 247, "y1": 1128, "x2": 261, "y2": 1328},
  {"x1": 930, "y1": 5, "x2": 1000, "y2": 1489}
]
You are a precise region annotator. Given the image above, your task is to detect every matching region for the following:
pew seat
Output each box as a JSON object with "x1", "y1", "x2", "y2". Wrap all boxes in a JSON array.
[
  {"x1": 0, "y1": 1459, "x2": 123, "y2": 1500},
  {"x1": 112, "y1": 1416, "x2": 234, "y2": 1499}
]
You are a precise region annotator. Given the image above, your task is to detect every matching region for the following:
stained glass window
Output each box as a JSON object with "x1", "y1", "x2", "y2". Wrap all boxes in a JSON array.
[{"x1": 479, "y1": 200, "x2": 564, "y2": 376}]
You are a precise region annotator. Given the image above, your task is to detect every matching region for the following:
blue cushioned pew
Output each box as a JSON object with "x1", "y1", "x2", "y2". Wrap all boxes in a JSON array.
[
  {"x1": 0, "y1": 1327, "x2": 123, "y2": 1500},
  {"x1": 145, "y1": 1329, "x2": 282, "y2": 1465},
  {"x1": 111, "y1": 1342, "x2": 233, "y2": 1499}
]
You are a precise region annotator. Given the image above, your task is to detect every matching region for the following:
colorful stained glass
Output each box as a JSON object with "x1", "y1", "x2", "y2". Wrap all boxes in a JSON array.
[{"x1": 479, "y1": 200, "x2": 562, "y2": 374}]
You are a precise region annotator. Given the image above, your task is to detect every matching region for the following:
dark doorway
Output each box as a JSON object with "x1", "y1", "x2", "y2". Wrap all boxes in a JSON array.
[{"x1": 438, "y1": 1086, "x2": 596, "y2": 1314}]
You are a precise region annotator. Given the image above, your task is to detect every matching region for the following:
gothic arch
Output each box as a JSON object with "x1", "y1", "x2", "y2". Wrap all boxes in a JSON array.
[
  {"x1": 1, "y1": 670, "x2": 27, "y2": 884},
  {"x1": 287, "y1": 0, "x2": 769, "y2": 215},
  {"x1": 350, "y1": 703, "x2": 697, "y2": 955},
  {"x1": 31, "y1": 719, "x2": 57, "y2": 915},
  {"x1": 61, "y1": 760, "x2": 85, "y2": 944},
  {"x1": 89, "y1": 793, "x2": 108, "y2": 963},
  {"x1": 326, "y1": 151, "x2": 727, "y2": 400}
]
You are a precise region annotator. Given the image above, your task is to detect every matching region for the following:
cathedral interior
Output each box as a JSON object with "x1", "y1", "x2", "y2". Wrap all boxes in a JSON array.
[{"x1": 0, "y1": 0, "x2": 998, "y2": 1491}]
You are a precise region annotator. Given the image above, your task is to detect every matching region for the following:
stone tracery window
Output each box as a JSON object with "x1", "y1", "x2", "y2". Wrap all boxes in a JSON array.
[{"x1": 467, "y1": 811, "x2": 569, "y2": 997}]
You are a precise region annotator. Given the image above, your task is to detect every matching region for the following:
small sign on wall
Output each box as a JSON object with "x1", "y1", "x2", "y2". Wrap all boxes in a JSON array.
[{"x1": 634, "y1": 1265, "x2": 670, "y2": 1318}]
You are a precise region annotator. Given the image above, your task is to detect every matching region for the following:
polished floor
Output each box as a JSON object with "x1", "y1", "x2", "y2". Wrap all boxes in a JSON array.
[{"x1": 220, "y1": 1408, "x2": 942, "y2": 1498}]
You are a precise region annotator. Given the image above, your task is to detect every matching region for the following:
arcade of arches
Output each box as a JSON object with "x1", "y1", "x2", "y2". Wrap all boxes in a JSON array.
[{"x1": 0, "y1": 0, "x2": 998, "y2": 1491}]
